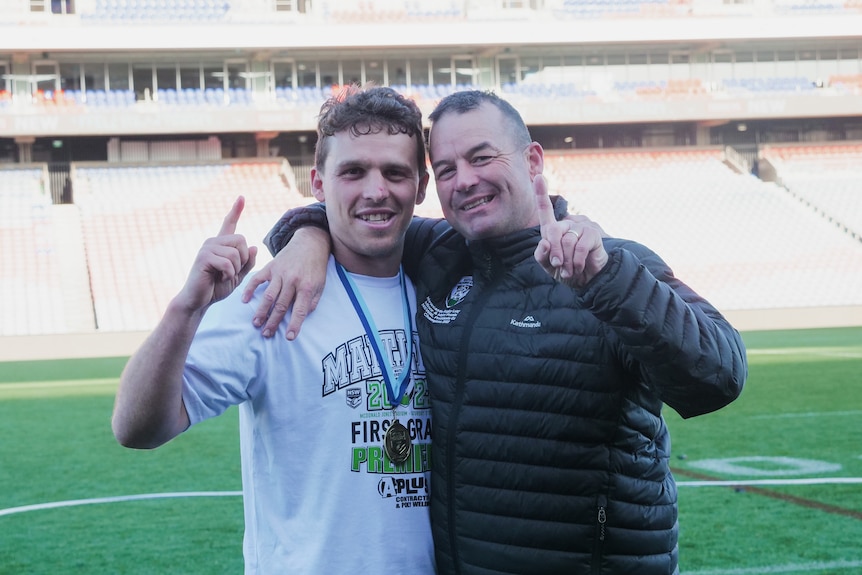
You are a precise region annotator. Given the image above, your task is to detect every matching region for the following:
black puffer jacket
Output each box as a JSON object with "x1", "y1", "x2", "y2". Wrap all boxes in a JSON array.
[
  {"x1": 266, "y1": 207, "x2": 747, "y2": 575},
  {"x1": 403, "y1": 222, "x2": 747, "y2": 575}
]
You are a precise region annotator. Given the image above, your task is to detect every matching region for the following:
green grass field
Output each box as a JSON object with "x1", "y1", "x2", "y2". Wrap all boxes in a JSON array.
[{"x1": 1, "y1": 326, "x2": 860, "y2": 574}]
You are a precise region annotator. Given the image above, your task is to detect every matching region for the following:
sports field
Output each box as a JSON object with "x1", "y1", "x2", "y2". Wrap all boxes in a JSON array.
[{"x1": 1, "y1": 326, "x2": 860, "y2": 574}]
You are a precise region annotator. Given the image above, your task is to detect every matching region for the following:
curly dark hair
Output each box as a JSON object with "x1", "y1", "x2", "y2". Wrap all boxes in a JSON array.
[{"x1": 315, "y1": 85, "x2": 427, "y2": 178}]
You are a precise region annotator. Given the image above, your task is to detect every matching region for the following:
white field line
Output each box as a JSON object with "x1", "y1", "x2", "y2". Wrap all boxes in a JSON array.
[
  {"x1": 0, "y1": 491, "x2": 241, "y2": 517},
  {"x1": 677, "y1": 477, "x2": 862, "y2": 487},
  {"x1": 0, "y1": 378, "x2": 116, "y2": 390},
  {"x1": 3, "y1": 479, "x2": 860, "y2": 517},
  {"x1": 747, "y1": 347, "x2": 862, "y2": 358},
  {"x1": 751, "y1": 410, "x2": 862, "y2": 419},
  {"x1": 686, "y1": 559, "x2": 862, "y2": 575}
]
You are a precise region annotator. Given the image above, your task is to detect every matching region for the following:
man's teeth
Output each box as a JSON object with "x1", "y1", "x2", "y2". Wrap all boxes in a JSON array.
[
  {"x1": 463, "y1": 197, "x2": 491, "y2": 211},
  {"x1": 361, "y1": 213, "x2": 390, "y2": 222}
]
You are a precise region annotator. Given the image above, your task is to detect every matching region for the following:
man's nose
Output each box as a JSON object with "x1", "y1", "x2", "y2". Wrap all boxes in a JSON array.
[
  {"x1": 453, "y1": 163, "x2": 478, "y2": 193},
  {"x1": 363, "y1": 172, "x2": 388, "y2": 200}
]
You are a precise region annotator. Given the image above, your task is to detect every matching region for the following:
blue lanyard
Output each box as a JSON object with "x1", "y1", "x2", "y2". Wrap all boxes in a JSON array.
[{"x1": 335, "y1": 263, "x2": 414, "y2": 409}]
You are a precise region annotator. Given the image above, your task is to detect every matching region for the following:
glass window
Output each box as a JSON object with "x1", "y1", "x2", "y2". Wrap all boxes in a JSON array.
[
  {"x1": 811, "y1": 49, "x2": 835, "y2": 83},
  {"x1": 498, "y1": 56, "x2": 518, "y2": 86},
  {"x1": 0, "y1": 62, "x2": 8, "y2": 92},
  {"x1": 431, "y1": 57, "x2": 450, "y2": 86},
  {"x1": 628, "y1": 53, "x2": 647, "y2": 66},
  {"x1": 669, "y1": 52, "x2": 690, "y2": 80},
  {"x1": 318, "y1": 60, "x2": 340, "y2": 87},
  {"x1": 648, "y1": 52, "x2": 669, "y2": 82},
  {"x1": 365, "y1": 59, "x2": 385, "y2": 86},
  {"x1": 51, "y1": 0, "x2": 73, "y2": 14},
  {"x1": 272, "y1": 61, "x2": 294, "y2": 89},
  {"x1": 585, "y1": 54, "x2": 603, "y2": 67},
  {"x1": 408, "y1": 58, "x2": 430, "y2": 87},
  {"x1": 275, "y1": 0, "x2": 310, "y2": 12},
  {"x1": 755, "y1": 50, "x2": 776, "y2": 77},
  {"x1": 108, "y1": 62, "x2": 129, "y2": 91},
  {"x1": 226, "y1": 61, "x2": 247, "y2": 89},
  {"x1": 179, "y1": 64, "x2": 202, "y2": 90},
  {"x1": 627, "y1": 53, "x2": 648, "y2": 83},
  {"x1": 776, "y1": 50, "x2": 797, "y2": 77},
  {"x1": 59, "y1": 62, "x2": 81, "y2": 91},
  {"x1": 296, "y1": 60, "x2": 317, "y2": 87},
  {"x1": 452, "y1": 56, "x2": 477, "y2": 86},
  {"x1": 82, "y1": 63, "x2": 105, "y2": 91},
  {"x1": 132, "y1": 63, "x2": 154, "y2": 100},
  {"x1": 837, "y1": 48, "x2": 859, "y2": 75},
  {"x1": 389, "y1": 60, "x2": 407, "y2": 87},
  {"x1": 606, "y1": 53, "x2": 626, "y2": 83},
  {"x1": 734, "y1": 51, "x2": 755, "y2": 78},
  {"x1": 712, "y1": 51, "x2": 734, "y2": 83},
  {"x1": 33, "y1": 62, "x2": 58, "y2": 92},
  {"x1": 519, "y1": 56, "x2": 541, "y2": 83},
  {"x1": 202, "y1": 63, "x2": 223, "y2": 90},
  {"x1": 340, "y1": 60, "x2": 361, "y2": 86},
  {"x1": 156, "y1": 64, "x2": 177, "y2": 91}
]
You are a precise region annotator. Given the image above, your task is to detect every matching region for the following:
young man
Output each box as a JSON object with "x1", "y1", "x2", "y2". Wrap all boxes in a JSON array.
[
  {"x1": 247, "y1": 90, "x2": 747, "y2": 575},
  {"x1": 111, "y1": 86, "x2": 435, "y2": 574}
]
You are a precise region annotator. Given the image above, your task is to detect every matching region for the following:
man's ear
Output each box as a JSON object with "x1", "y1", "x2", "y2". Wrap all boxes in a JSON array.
[
  {"x1": 310, "y1": 167, "x2": 325, "y2": 202},
  {"x1": 527, "y1": 141, "x2": 544, "y2": 179},
  {"x1": 415, "y1": 172, "x2": 430, "y2": 205}
]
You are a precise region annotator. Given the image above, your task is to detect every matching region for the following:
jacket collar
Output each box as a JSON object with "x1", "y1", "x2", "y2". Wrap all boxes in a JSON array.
[{"x1": 466, "y1": 226, "x2": 541, "y2": 280}]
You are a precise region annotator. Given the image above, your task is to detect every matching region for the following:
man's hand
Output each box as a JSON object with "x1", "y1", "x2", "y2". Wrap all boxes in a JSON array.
[
  {"x1": 176, "y1": 196, "x2": 258, "y2": 313},
  {"x1": 533, "y1": 174, "x2": 608, "y2": 288},
  {"x1": 242, "y1": 226, "x2": 330, "y2": 340}
]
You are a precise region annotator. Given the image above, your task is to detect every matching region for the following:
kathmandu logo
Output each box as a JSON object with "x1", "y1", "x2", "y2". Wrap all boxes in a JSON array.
[
  {"x1": 446, "y1": 276, "x2": 473, "y2": 308},
  {"x1": 510, "y1": 315, "x2": 541, "y2": 329}
]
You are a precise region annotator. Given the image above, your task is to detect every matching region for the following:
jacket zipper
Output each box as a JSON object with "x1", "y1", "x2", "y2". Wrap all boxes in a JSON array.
[
  {"x1": 591, "y1": 494, "x2": 608, "y2": 574},
  {"x1": 446, "y1": 268, "x2": 500, "y2": 575}
]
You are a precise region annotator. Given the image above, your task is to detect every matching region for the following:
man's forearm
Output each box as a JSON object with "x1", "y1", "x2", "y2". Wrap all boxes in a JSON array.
[
  {"x1": 264, "y1": 202, "x2": 329, "y2": 256},
  {"x1": 264, "y1": 195, "x2": 571, "y2": 256},
  {"x1": 112, "y1": 298, "x2": 203, "y2": 449}
]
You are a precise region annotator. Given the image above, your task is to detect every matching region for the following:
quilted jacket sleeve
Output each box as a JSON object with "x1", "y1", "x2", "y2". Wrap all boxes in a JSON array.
[{"x1": 578, "y1": 238, "x2": 747, "y2": 418}]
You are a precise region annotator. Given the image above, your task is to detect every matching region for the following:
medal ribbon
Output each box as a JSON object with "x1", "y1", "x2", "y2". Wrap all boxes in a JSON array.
[{"x1": 336, "y1": 263, "x2": 414, "y2": 409}]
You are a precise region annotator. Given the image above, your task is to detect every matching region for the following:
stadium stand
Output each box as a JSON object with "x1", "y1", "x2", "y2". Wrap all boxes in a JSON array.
[
  {"x1": 760, "y1": 143, "x2": 862, "y2": 239},
  {"x1": 0, "y1": 167, "x2": 93, "y2": 335},
  {"x1": 1, "y1": 0, "x2": 861, "y2": 341},
  {"x1": 543, "y1": 149, "x2": 862, "y2": 311},
  {"x1": 71, "y1": 160, "x2": 309, "y2": 333}
]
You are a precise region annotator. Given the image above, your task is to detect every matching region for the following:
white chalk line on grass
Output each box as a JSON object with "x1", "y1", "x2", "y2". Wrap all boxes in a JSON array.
[
  {"x1": 751, "y1": 409, "x2": 862, "y2": 419},
  {"x1": 0, "y1": 378, "x2": 117, "y2": 390},
  {"x1": 748, "y1": 347, "x2": 862, "y2": 359},
  {"x1": 677, "y1": 477, "x2": 862, "y2": 487},
  {"x1": 0, "y1": 491, "x2": 242, "y2": 517},
  {"x1": 3, "y1": 491, "x2": 859, "y2": 575},
  {"x1": 685, "y1": 559, "x2": 862, "y2": 575},
  {"x1": 3, "y1": 478, "x2": 861, "y2": 517}
]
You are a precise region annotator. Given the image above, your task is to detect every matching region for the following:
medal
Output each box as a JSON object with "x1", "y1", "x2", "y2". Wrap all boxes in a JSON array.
[
  {"x1": 336, "y1": 264, "x2": 415, "y2": 463},
  {"x1": 384, "y1": 418, "x2": 412, "y2": 464}
]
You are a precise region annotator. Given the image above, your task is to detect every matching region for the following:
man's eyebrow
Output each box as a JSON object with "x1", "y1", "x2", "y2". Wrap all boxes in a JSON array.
[
  {"x1": 431, "y1": 141, "x2": 497, "y2": 170},
  {"x1": 332, "y1": 159, "x2": 366, "y2": 171},
  {"x1": 335, "y1": 159, "x2": 414, "y2": 172}
]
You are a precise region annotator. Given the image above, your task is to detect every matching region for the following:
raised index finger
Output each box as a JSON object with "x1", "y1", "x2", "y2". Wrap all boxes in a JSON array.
[
  {"x1": 219, "y1": 196, "x2": 245, "y2": 237},
  {"x1": 534, "y1": 174, "x2": 555, "y2": 231}
]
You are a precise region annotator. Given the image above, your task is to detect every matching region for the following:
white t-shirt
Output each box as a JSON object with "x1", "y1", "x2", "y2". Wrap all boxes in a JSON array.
[{"x1": 182, "y1": 256, "x2": 434, "y2": 574}]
